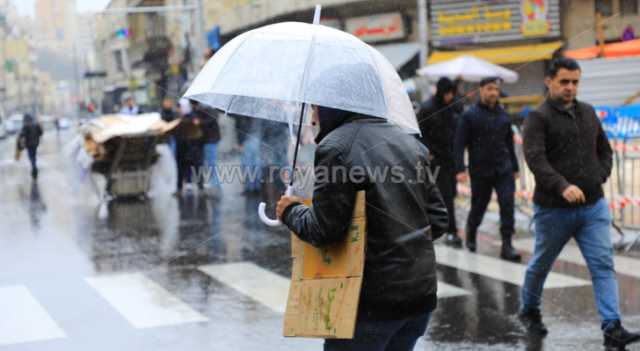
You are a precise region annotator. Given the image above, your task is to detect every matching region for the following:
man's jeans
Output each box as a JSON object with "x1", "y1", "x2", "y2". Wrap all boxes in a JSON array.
[
  {"x1": 204, "y1": 143, "x2": 220, "y2": 188},
  {"x1": 521, "y1": 198, "x2": 621, "y2": 328},
  {"x1": 324, "y1": 312, "x2": 431, "y2": 351}
]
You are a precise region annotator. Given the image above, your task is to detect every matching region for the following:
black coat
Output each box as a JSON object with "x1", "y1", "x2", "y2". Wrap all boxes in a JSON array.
[
  {"x1": 417, "y1": 97, "x2": 458, "y2": 169},
  {"x1": 196, "y1": 107, "x2": 221, "y2": 144},
  {"x1": 282, "y1": 114, "x2": 448, "y2": 321},
  {"x1": 522, "y1": 98, "x2": 613, "y2": 208},
  {"x1": 160, "y1": 108, "x2": 176, "y2": 122},
  {"x1": 20, "y1": 123, "x2": 43, "y2": 149},
  {"x1": 454, "y1": 102, "x2": 519, "y2": 178}
]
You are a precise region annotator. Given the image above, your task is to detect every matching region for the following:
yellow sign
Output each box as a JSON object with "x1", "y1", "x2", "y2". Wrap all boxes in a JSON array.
[
  {"x1": 437, "y1": 6, "x2": 512, "y2": 37},
  {"x1": 521, "y1": 0, "x2": 550, "y2": 37}
]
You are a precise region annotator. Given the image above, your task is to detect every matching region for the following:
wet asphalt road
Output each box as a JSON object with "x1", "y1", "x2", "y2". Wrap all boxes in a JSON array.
[{"x1": 1, "y1": 130, "x2": 640, "y2": 351}]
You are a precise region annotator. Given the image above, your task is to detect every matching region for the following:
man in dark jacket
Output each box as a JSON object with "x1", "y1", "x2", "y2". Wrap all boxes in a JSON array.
[
  {"x1": 520, "y1": 57, "x2": 640, "y2": 349},
  {"x1": 19, "y1": 114, "x2": 44, "y2": 179},
  {"x1": 276, "y1": 106, "x2": 448, "y2": 351},
  {"x1": 195, "y1": 102, "x2": 222, "y2": 197},
  {"x1": 174, "y1": 100, "x2": 204, "y2": 194},
  {"x1": 160, "y1": 98, "x2": 177, "y2": 155},
  {"x1": 418, "y1": 77, "x2": 463, "y2": 248},
  {"x1": 454, "y1": 77, "x2": 521, "y2": 262}
]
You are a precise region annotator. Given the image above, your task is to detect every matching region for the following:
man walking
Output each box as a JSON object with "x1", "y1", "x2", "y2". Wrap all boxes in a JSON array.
[
  {"x1": 454, "y1": 77, "x2": 522, "y2": 261},
  {"x1": 417, "y1": 77, "x2": 463, "y2": 248},
  {"x1": 520, "y1": 57, "x2": 640, "y2": 349},
  {"x1": 18, "y1": 114, "x2": 44, "y2": 179},
  {"x1": 276, "y1": 105, "x2": 448, "y2": 351}
]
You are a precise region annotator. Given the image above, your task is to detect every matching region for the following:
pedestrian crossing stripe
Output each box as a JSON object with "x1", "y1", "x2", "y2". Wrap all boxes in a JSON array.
[
  {"x1": 512, "y1": 238, "x2": 640, "y2": 279},
  {"x1": 85, "y1": 273, "x2": 209, "y2": 329},
  {"x1": 0, "y1": 285, "x2": 66, "y2": 345},
  {"x1": 435, "y1": 245, "x2": 592, "y2": 288},
  {"x1": 198, "y1": 262, "x2": 472, "y2": 314},
  {"x1": 0, "y1": 251, "x2": 614, "y2": 347}
]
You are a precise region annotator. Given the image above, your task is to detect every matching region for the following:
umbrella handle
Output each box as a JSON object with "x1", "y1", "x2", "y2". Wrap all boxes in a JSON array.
[{"x1": 258, "y1": 186, "x2": 293, "y2": 227}]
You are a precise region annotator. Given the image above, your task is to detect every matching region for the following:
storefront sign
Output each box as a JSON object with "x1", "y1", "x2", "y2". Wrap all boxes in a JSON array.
[
  {"x1": 521, "y1": 0, "x2": 551, "y2": 36},
  {"x1": 431, "y1": 0, "x2": 560, "y2": 46},
  {"x1": 345, "y1": 12, "x2": 405, "y2": 43}
]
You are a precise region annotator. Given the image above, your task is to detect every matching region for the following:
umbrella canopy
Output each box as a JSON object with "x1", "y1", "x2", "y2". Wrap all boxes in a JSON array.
[
  {"x1": 184, "y1": 21, "x2": 419, "y2": 134},
  {"x1": 417, "y1": 55, "x2": 519, "y2": 84}
]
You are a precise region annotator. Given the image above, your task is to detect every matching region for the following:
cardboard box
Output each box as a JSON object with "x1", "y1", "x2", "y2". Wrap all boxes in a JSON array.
[{"x1": 284, "y1": 191, "x2": 366, "y2": 339}]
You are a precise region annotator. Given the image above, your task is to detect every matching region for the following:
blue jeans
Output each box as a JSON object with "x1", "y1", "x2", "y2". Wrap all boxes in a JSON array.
[
  {"x1": 324, "y1": 312, "x2": 431, "y2": 351},
  {"x1": 168, "y1": 136, "x2": 176, "y2": 157},
  {"x1": 204, "y1": 143, "x2": 220, "y2": 188},
  {"x1": 241, "y1": 136, "x2": 262, "y2": 192},
  {"x1": 521, "y1": 198, "x2": 621, "y2": 328}
]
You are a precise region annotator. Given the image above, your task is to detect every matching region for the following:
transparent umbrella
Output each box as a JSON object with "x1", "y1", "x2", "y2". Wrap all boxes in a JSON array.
[{"x1": 184, "y1": 6, "x2": 419, "y2": 225}]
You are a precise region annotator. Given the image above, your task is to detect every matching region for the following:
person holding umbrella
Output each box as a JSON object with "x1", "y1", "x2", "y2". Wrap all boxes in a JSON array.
[
  {"x1": 184, "y1": 10, "x2": 446, "y2": 349},
  {"x1": 276, "y1": 103, "x2": 448, "y2": 350}
]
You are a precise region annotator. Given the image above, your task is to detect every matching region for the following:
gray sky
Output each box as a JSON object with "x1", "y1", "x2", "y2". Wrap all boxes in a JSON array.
[{"x1": 11, "y1": 0, "x2": 111, "y2": 17}]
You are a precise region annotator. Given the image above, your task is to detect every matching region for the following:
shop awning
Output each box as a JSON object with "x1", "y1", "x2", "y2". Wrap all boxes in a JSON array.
[
  {"x1": 427, "y1": 41, "x2": 564, "y2": 65},
  {"x1": 374, "y1": 42, "x2": 422, "y2": 70},
  {"x1": 565, "y1": 39, "x2": 640, "y2": 60}
]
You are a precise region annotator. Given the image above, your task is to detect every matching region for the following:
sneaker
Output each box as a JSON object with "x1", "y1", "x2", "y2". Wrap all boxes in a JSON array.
[
  {"x1": 604, "y1": 321, "x2": 640, "y2": 350},
  {"x1": 518, "y1": 309, "x2": 548, "y2": 336},
  {"x1": 445, "y1": 233, "x2": 463, "y2": 248}
]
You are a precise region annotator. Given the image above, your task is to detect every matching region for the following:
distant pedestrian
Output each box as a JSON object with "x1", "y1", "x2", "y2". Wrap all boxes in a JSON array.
[
  {"x1": 119, "y1": 96, "x2": 139, "y2": 116},
  {"x1": 196, "y1": 102, "x2": 222, "y2": 197},
  {"x1": 174, "y1": 99, "x2": 204, "y2": 195},
  {"x1": 622, "y1": 25, "x2": 635, "y2": 41},
  {"x1": 240, "y1": 117, "x2": 262, "y2": 194},
  {"x1": 454, "y1": 77, "x2": 522, "y2": 262},
  {"x1": 520, "y1": 57, "x2": 640, "y2": 349},
  {"x1": 417, "y1": 77, "x2": 463, "y2": 248},
  {"x1": 160, "y1": 98, "x2": 177, "y2": 155},
  {"x1": 18, "y1": 114, "x2": 44, "y2": 179}
]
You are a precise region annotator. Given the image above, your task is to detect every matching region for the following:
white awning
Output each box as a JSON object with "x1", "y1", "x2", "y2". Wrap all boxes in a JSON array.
[{"x1": 374, "y1": 42, "x2": 422, "y2": 70}]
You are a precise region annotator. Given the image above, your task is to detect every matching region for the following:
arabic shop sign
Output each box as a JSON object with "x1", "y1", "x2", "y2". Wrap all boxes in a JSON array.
[
  {"x1": 345, "y1": 12, "x2": 405, "y2": 43},
  {"x1": 430, "y1": 0, "x2": 560, "y2": 46}
]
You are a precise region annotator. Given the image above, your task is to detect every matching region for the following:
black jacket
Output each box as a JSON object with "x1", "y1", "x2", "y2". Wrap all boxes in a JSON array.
[
  {"x1": 282, "y1": 114, "x2": 448, "y2": 321},
  {"x1": 196, "y1": 107, "x2": 221, "y2": 144},
  {"x1": 417, "y1": 97, "x2": 458, "y2": 169},
  {"x1": 20, "y1": 123, "x2": 43, "y2": 149},
  {"x1": 454, "y1": 102, "x2": 519, "y2": 177},
  {"x1": 160, "y1": 108, "x2": 176, "y2": 122},
  {"x1": 522, "y1": 98, "x2": 613, "y2": 208}
]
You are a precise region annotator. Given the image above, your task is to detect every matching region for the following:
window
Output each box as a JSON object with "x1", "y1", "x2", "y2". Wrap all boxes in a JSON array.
[
  {"x1": 595, "y1": 0, "x2": 614, "y2": 17},
  {"x1": 620, "y1": 0, "x2": 639, "y2": 15}
]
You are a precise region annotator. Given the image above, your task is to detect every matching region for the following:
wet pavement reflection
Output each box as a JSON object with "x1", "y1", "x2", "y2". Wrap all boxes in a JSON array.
[{"x1": 0, "y1": 132, "x2": 639, "y2": 350}]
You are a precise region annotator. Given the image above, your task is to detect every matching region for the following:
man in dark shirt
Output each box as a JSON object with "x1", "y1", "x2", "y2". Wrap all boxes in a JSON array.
[
  {"x1": 418, "y1": 77, "x2": 463, "y2": 247},
  {"x1": 520, "y1": 57, "x2": 639, "y2": 349},
  {"x1": 454, "y1": 77, "x2": 522, "y2": 262}
]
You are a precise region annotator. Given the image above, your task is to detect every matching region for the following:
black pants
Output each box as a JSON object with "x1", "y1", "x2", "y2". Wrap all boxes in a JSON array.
[
  {"x1": 27, "y1": 147, "x2": 38, "y2": 178},
  {"x1": 433, "y1": 164, "x2": 457, "y2": 234},
  {"x1": 176, "y1": 142, "x2": 203, "y2": 191},
  {"x1": 467, "y1": 172, "x2": 515, "y2": 239}
]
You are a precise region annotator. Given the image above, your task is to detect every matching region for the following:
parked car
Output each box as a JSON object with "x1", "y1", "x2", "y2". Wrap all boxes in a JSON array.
[
  {"x1": 4, "y1": 114, "x2": 24, "y2": 134},
  {"x1": 39, "y1": 115, "x2": 56, "y2": 130}
]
